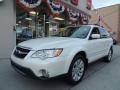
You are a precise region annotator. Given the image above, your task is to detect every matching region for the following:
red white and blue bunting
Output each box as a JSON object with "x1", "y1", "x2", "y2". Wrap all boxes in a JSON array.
[
  {"x1": 67, "y1": 8, "x2": 79, "y2": 21},
  {"x1": 80, "y1": 13, "x2": 89, "y2": 24},
  {"x1": 19, "y1": 0, "x2": 42, "y2": 8},
  {"x1": 71, "y1": 0, "x2": 79, "y2": 6},
  {"x1": 86, "y1": 0, "x2": 92, "y2": 10},
  {"x1": 17, "y1": 0, "x2": 90, "y2": 23},
  {"x1": 47, "y1": 0, "x2": 65, "y2": 15}
]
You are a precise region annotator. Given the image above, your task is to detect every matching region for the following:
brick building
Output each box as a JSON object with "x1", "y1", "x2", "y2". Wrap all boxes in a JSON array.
[{"x1": 89, "y1": 4, "x2": 120, "y2": 43}]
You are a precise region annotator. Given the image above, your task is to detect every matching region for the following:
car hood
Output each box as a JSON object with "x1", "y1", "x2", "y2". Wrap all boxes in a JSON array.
[{"x1": 18, "y1": 37, "x2": 86, "y2": 50}]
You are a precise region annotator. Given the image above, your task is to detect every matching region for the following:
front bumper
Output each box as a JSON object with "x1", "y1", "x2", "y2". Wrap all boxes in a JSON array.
[
  {"x1": 10, "y1": 55, "x2": 66, "y2": 78},
  {"x1": 11, "y1": 60, "x2": 37, "y2": 78}
]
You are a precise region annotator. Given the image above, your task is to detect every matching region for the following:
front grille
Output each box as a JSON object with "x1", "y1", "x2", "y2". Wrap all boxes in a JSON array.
[{"x1": 14, "y1": 46, "x2": 30, "y2": 59}]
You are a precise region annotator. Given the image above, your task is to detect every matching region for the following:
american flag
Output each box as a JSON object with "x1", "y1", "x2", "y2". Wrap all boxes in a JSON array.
[{"x1": 97, "y1": 16, "x2": 104, "y2": 26}]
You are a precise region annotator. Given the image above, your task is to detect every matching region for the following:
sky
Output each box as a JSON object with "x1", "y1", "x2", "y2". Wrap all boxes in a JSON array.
[{"x1": 92, "y1": 0, "x2": 120, "y2": 9}]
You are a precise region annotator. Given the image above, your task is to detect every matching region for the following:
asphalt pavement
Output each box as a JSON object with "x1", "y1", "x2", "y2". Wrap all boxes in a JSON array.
[{"x1": 0, "y1": 45, "x2": 120, "y2": 90}]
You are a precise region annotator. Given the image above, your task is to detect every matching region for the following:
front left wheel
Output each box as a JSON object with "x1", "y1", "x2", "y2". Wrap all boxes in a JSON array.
[{"x1": 67, "y1": 55, "x2": 86, "y2": 85}]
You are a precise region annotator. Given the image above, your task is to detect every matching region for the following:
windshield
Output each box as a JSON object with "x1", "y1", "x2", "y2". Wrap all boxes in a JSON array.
[{"x1": 58, "y1": 26, "x2": 91, "y2": 39}]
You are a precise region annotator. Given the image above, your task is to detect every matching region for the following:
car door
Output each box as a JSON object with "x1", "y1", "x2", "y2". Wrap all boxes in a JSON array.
[
  {"x1": 99, "y1": 27, "x2": 112, "y2": 56},
  {"x1": 86, "y1": 27, "x2": 104, "y2": 62}
]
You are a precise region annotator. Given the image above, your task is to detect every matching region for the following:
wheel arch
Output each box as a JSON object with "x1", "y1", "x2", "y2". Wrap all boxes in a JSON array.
[
  {"x1": 109, "y1": 45, "x2": 113, "y2": 53},
  {"x1": 73, "y1": 51, "x2": 88, "y2": 69},
  {"x1": 110, "y1": 46, "x2": 113, "y2": 51},
  {"x1": 64, "y1": 50, "x2": 88, "y2": 74}
]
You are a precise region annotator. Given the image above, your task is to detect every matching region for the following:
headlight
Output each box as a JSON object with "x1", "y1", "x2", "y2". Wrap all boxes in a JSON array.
[{"x1": 31, "y1": 48, "x2": 63, "y2": 60}]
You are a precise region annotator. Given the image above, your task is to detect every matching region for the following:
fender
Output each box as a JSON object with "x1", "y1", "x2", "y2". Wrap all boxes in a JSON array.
[{"x1": 63, "y1": 47, "x2": 87, "y2": 74}]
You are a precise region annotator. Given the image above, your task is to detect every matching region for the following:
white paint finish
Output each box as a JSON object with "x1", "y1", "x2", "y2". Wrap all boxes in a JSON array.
[
  {"x1": 0, "y1": 0, "x2": 16, "y2": 58},
  {"x1": 0, "y1": 0, "x2": 3, "y2": 2},
  {"x1": 11, "y1": 25, "x2": 113, "y2": 78},
  {"x1": 18, "y1": 37, "x2": 86, "y2": 50}
]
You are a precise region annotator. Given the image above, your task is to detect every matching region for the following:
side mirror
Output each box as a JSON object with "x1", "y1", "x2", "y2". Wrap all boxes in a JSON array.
[{"x1": 91, "y1": 34, "x2": 100, "y2": 39}]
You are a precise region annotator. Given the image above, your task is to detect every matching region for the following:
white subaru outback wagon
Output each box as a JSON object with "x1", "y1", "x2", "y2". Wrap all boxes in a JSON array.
[{"x1": 11, "y1": 25, "x2": 113, "y2": 84}]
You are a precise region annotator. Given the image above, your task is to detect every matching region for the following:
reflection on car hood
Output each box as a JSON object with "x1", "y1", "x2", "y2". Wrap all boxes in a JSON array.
[{"x1": 18, "y1": 37, "x2": 86, "y2": 50}]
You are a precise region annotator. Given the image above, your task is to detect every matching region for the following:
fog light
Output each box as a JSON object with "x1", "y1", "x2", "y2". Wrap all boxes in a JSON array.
[{"x1": 39, "y1": 69, "x2": 49, "y2": 78}]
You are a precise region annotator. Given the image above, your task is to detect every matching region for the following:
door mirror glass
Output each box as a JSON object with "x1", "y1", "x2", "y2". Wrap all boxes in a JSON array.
[{"x1": 91, "y1": 34, "x2": 100, "y2": 39}]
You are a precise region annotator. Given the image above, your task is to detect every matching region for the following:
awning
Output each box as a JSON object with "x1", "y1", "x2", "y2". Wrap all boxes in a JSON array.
[
  {"x1": 45, "y1": 0, "x2": 90, "y2": 22},
  {"x1": 16, "y1": 0, "x2": 91, "y2": 23},
  {"x1": 67, "y1": 8, "x2": 80, "y2": 21},
  {"x1": 60, "y1": 1, "x2": 90, "y2": 23},
  {"x1": 46, "y1": 0, "x2": 65, "y2": 15},
  {"x1": 17, "y1": 0, "x2": 41, "y2": 8},
  {"x1": 16, "y1": 0, "x2": 42, "y2": 11}
]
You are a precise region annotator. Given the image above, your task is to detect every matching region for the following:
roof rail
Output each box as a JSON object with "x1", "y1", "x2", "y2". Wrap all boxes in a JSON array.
[{"x1": 81, "y1": 24, "x2": 99, "y2": 26}]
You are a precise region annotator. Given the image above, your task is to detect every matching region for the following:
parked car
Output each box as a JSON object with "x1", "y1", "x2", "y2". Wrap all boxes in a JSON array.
[{"x1": 11, "y1": 25, "x2": 113, "y2": 85}]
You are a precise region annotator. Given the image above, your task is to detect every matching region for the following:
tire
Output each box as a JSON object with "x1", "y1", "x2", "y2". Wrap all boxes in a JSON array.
[
  {"x1": 105, "y1": 48, "x2": 113, "y2": 62},
  {"x1": 67, "y1": 55, "x2": 86, "y2": 85}
]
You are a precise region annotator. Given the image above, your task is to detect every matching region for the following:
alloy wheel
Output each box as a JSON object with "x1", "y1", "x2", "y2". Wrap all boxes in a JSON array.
[{"x1": 72, "y1": 59, "x2": 85, "y2": 82}]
